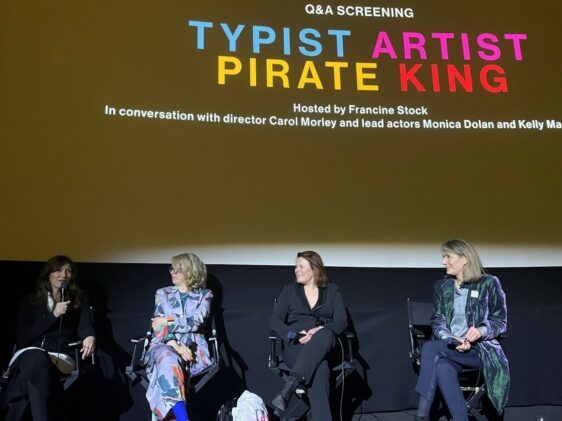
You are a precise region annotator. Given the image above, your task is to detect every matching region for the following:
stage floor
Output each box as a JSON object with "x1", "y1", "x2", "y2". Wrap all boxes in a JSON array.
[{"x1": 351, "y1": 405, "x2": 562, "y2": 420}]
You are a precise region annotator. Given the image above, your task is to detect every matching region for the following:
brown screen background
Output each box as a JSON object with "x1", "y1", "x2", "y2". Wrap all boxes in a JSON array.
[{"x1": 1, "y1": 1, "x2": 560, "y2": 265}]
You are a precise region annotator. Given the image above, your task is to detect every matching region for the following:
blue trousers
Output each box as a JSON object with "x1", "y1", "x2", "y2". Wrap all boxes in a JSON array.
[{"x1": 415, "y1": 340, "x2": 481, "y2": 421}]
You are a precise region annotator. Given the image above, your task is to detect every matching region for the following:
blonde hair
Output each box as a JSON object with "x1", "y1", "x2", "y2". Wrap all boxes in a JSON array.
[
  {"x1": 171, "y1": 253, "x2": 207, "y2": 289},
  {"x1": 441, "y1": 239, "x2": 485, "y2": 283}
]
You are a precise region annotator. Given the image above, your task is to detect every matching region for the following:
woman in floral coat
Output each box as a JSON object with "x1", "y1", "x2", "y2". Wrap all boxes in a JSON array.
[{"x1": 145, "y1": 253, "x2": 213, "y2": 421}]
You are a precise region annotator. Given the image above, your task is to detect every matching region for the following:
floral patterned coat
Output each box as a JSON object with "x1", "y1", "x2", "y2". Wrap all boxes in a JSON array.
[
  {"x1": 145, "y1": 286, "x2": 214, "y2": 375},
  {"x1": 143, "y1": 286, "x2": 214, "y2": 419}
]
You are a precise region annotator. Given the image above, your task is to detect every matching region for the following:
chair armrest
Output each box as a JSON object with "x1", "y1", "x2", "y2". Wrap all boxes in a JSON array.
[
  {"x1": 268, "y1": 330, "x2": 279, "y2": 368},
  {"x1": 343, "y1": 330, "x2": 355, "y2": 361},
  {"x1": 127, "y1": 332, "x2": 152, "y2": 375},
  {"x1": 409, "y1": 325, "x2": 428, "y2": 339},
  {"x1": 66, "y1": 340, "x2": 96, "y2": 379},
  {"x1": 208, "y1": 331, "x2": 220, "y2": 366},
  {"x1": 67, "y1": 341, "x2": 82, "y2": 373},
  {"x1": 131, "y1": 331, "x2": 152, "y2": 344},
  {"x1": 408, "y1": 325, "x2": 429, "y2": 365}
]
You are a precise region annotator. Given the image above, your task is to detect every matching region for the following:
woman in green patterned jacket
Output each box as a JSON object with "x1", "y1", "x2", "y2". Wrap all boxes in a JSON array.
[{"x1": 414, "y1": 239, "x2": 510, "y2": 421}]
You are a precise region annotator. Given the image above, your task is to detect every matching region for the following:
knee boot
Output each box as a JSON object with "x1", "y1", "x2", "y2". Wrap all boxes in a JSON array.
[{"x1": 271, "y1": 375, "x2": 300, "y2": 416}]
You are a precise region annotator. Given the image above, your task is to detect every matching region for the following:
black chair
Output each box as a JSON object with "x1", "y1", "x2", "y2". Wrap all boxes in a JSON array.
[
  {"x1": 1, "y1": 340, "x2": 94, "y2": 395},
  {"x1": 61, "y1": 339, "x2": 97, "y2": 390},
  {"x1": 125, "y1": 310, "x2": 221, "y2": 395},
  {"x1": 268, "y1": 312, "x2": 357, "y2": 420},
  {"x1": 1, "y1": 305, "x2": 97, "y2": 393},
  {"x1": 62, "y1": 305, "x2": 97, "y2": 390},
  {"x1": 406, "y1": 298, "x2": 488, "y2": 421}
]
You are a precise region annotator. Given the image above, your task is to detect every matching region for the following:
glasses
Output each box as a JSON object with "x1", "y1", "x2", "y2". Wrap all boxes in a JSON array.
[{"x1": 169, "y1": 267, "x2": 179, "y2": 274}]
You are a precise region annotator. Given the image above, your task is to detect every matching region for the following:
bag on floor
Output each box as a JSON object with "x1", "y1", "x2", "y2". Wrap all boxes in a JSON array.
[
  {"x1": 216, "y1": 398, "x2": 236, "y2": 421},
  {"x1": 231, "y1": 390, "x2": 269, "y2": 421}
]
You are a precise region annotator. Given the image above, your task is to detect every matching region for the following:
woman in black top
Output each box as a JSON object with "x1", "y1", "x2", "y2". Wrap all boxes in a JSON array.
[
  {"x1": 271, "y1": 251, "x2": 347, "y2": 421},
  {"x1": 0, "y1": 256, "x2": 95, "y2": 421}
]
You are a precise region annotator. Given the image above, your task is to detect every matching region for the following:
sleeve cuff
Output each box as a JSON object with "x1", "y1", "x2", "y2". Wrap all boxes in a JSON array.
[{"x1": 438, "y1": 331, "x2": 451, "y2": 339}]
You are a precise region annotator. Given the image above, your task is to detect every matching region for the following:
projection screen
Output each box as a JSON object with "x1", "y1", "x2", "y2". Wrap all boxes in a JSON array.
[{"x1": 1, "y1": 1, "x2": 560, "y2": 266}]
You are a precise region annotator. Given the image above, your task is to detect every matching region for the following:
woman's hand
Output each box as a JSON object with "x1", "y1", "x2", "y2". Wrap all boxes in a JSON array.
[
  {"x1": 175, "y1": 344, "x2": 193, "y2": 362},
  {"x1": 151, "y1": 317, "x2": 168, "y2": 331},
  {"x1": 299, "y1": 326, "x2": 324, "y2": 344},
  {"x1": 465, "y1": 326, "x2": 483, "y2": 343},
  {"x1": 166, "y1": 340, "x2": 193, "y2": 362},
  {"x1": 81, "y1": 336, "x2": 96, "y2": 359},
  {"x1": 53, "y1": 301, "x2": 71, "y2": 318},
  {"x1": 456, "y1": 338, "x2": 472, "y2": 353}
]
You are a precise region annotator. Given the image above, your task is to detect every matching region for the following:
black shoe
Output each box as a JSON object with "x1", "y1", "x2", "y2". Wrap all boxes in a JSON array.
[{"x1": 271, "y1": 375, "x2": 300, "y2": 416}]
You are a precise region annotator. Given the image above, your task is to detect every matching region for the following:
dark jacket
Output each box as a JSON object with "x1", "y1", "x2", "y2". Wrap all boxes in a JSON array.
[
  {"x1": 431, "y1": 275, "x2": 510, "y2": 412},
  {"x1": 16, "y1": 294, "x2": 95, "y2": 354},
  {"x1": 271, "y1": 282, "x2": 347, "y2": 342}
]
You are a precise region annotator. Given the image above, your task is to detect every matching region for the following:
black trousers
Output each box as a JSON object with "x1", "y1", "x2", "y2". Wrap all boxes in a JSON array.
[
  {"x1": 0, "y1": 349, "x2": 64, "y2": 421},
  {"x1": 283, "y1": 328, "x2": 336, "y2": 421}
]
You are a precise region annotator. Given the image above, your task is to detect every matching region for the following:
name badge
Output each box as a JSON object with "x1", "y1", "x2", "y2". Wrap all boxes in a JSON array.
[{"x1": 471, "y1": 290, "x2": 479, "y2": 298}]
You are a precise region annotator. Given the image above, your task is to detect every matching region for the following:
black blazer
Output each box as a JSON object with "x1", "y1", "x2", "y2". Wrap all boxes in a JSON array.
[
  {"x1": 271, "y1": 282, "x2": 347, "y2": 342},
  {"x1": 15, "y1": 294, "x2": 95, "y2": 354}
]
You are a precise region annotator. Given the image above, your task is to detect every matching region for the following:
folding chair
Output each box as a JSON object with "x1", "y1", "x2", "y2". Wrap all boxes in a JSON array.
[
  {"x1": 1, "y1": 305, "x2": 96, "y2": 392},
  {"x1": 406, "y1": 298, "x2": 488, "y2": 421},
  {"x1": 268, "y1": 302, "x2": 357, "y2": 421},
  {"x1": 125, "y1": 309, "x2": 220, "y2": 395}
]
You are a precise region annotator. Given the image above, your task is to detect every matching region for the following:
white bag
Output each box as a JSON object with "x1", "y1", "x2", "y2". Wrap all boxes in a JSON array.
[{"x1": 231, "y1": 390, "x2": 269, "y2": 421}]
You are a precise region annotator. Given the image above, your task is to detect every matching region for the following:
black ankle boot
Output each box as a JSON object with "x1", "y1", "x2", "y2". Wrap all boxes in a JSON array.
[{"x1": 271, "y1": 375, "x2": 300, "y2": 416}]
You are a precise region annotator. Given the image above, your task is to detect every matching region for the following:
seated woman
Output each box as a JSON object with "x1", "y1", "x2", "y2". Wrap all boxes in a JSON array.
[
  {"x1": 270, "y1": 251, "x2": 347, "y2": 421},
  {"x1": 0, "y1": 255, "x2": 96, "y2": 421},
  {"x1": 145, "y1": 253, "x2": 213, "y2": 421},
  {"x1": 414, "y1": 239, "x2": 510, "y2": 421}
]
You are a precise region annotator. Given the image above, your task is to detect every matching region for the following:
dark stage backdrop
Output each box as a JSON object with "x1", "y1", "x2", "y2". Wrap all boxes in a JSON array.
[{"x1": 1, "y1": 261, "x2": 561, "y2": 420}]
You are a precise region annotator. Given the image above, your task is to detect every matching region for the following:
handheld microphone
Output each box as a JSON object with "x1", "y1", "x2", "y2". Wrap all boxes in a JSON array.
[
  {"x1": 60, "y1": 282, "x2": 68, "y2": 302},
  {"x1": 56, "y1": 281, "x2": 69, "y2": 365}
]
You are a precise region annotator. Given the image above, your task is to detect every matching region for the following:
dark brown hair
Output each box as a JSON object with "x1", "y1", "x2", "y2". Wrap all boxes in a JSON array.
[
  {"x1": 296, "y1": 250, "x2": 328, "y2": 288},
  {"x1": 32, "y1": 255, "x2": 81, "y2": 307}
]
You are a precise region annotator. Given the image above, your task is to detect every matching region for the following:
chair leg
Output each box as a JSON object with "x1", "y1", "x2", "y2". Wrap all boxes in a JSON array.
[
  {"x1": 466, "y1": 385, "x2": 487, "y2": 421},
  {"x1": 468, "y1": 407, "x2": 487, "y2": 421},
  {"x1": 280, "y1": 396, "x2": 309, "y2": 421}
]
